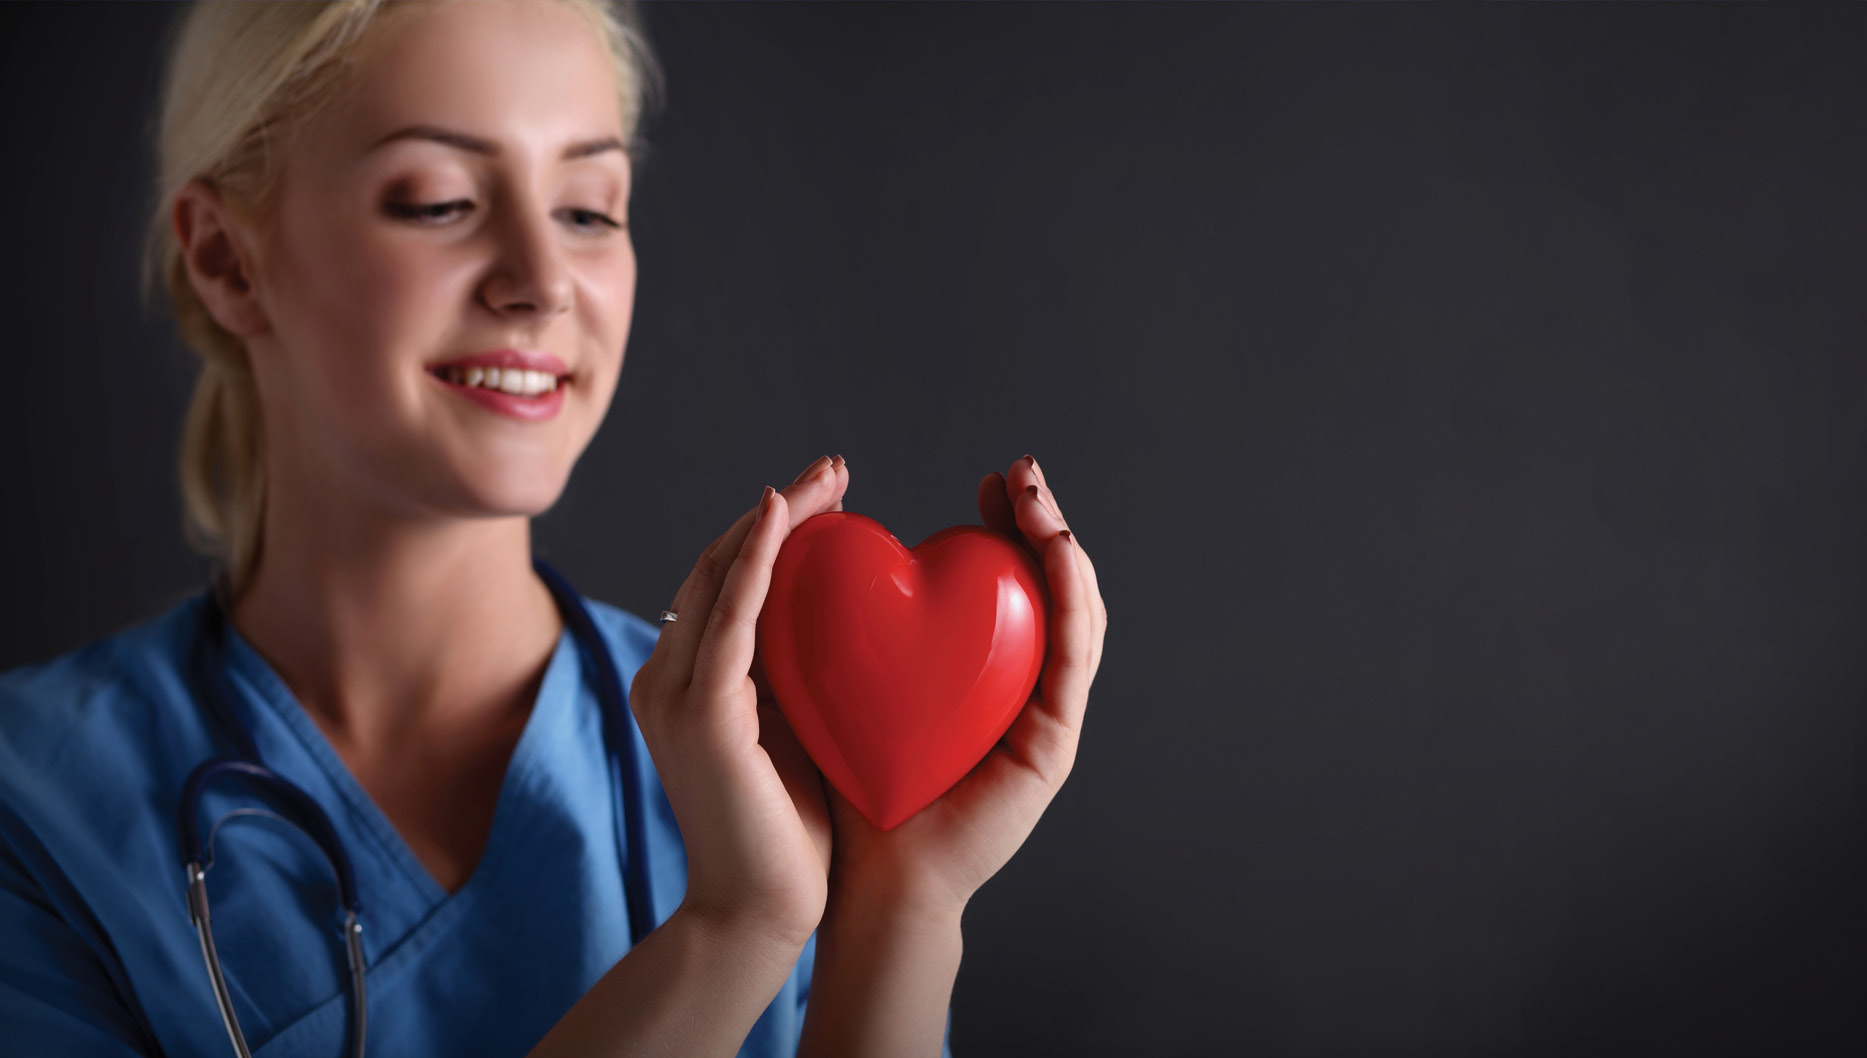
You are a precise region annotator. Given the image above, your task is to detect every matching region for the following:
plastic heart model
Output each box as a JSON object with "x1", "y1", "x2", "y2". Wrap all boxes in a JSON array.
[{"x1": 755, "y1": 511, "x2": 1050, "y2": 830}]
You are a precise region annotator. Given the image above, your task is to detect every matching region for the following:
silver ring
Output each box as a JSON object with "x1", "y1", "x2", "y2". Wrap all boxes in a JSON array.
[{"x1": 658, "y1": 610, "x2": 678, "y2": 625}]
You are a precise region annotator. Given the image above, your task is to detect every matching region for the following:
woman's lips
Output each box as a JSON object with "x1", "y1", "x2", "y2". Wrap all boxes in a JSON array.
[
  {"x1": 430, "y1": 367, "x2": 567, "y2": 421},
  {"x1": 429, "y1": 348, "x2": 570, "y2": 375}
]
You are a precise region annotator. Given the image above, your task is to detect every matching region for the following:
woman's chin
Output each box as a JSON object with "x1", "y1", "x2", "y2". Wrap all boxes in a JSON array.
[{"x1": 444, "y1": 464, "x2": 574, "y2": 520}]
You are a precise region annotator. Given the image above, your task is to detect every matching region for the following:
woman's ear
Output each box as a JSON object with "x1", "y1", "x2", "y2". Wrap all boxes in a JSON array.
[{"x1": 172, "y1": 177, "x2": 270, "y2": 338}]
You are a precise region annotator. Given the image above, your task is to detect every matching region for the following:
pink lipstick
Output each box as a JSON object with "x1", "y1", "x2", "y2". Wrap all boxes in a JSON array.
[{"x1": 427, "y1": 349, "x2": 570, "y2": 422}]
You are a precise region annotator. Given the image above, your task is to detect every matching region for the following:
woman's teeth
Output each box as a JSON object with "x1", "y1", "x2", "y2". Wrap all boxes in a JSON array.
[{"x1": 439, "y1": 365, "x2": 560, "y2": 396}]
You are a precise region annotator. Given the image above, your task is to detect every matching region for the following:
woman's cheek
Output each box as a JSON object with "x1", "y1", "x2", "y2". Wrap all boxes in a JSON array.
[
  {"x1": 575, "y1": 249, "x2": 636, "y2": 373},
  {"x1": 283, "y1": 231, "x2": 409, "y2": 378}
]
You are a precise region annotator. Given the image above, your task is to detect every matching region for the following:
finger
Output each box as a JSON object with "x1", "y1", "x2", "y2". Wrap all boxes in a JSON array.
[
  {"x1": 673, "y1": 454, "x2": 838, "y2": 621},
  {"x1": 793, "y1": 454, "x2": 834, "y2": 489},
  {"x1": 1077, "y1": 539, "x2": 1107, "y2": 681},
  {"x1": 652, "y1": 506, "x2": 760, "y2": 688},
  {"x1": 1003, "y1": 529, "x2": 1094, "y2": 787},
  {"x1": 1006, "y1": 454, "x2": 1061, "y2": 521},
  {"x1": 690, "y1": 488, "x2": 790, "y2": 709},
  {"x1": 1013, "y1": 482, "x2": 1067, "y2": 555},
  {"x1": 1022, "y1": 451, "x2": 1048, "y2": 490},
  {"x1": 757, "y1": 696, "x2": 831, "y2": 872},
  {"x1": 783, "y1": 453, "x2": 847, "y2": 530},
  {"x1": 1008, "y1": 469, "x2": 1105, "y2": 680},
  {"x1": 977, "y1": 471, "x2": 1018, "y2": 539},
  {"x1": 828, "y1": 454, "x2": 847, "y2": 513},
  {"x1": 658, "y1": 456, "x2": 844, "y2": 686}
]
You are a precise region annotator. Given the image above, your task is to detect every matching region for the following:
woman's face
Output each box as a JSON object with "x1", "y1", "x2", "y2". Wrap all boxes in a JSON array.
[{"x1": 242, "y1": 0, "x2": 636, "y2": 522}]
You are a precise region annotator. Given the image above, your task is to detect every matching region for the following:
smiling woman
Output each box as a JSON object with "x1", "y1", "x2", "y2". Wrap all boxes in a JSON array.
[
  {"x1": 149, "y1": 0, "x2": 649, "y2": 598},
  {"x1": 0, "y1": 1, "x2": 1106, "y2": 1056}
]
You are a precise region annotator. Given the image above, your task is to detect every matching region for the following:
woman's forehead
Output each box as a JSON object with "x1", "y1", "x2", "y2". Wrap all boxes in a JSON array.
[{"x1": 331, "y1": 0, "x2": 626, "y2": 161}]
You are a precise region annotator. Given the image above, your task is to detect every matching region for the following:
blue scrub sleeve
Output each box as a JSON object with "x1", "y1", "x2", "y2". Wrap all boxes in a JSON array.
[{"x1": 0, "y1": 827, "x2": 155, "y2": 1056}]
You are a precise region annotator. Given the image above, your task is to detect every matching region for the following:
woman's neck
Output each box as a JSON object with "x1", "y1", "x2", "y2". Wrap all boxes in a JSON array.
[{"x1": 228, "y1": 487, "x2": 564, "y2": 753}]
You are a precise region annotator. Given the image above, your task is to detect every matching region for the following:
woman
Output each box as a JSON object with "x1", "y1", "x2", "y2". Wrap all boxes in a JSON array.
[{"x1": 0, "y1": 1, "x2": 1107, "y2": 1055}]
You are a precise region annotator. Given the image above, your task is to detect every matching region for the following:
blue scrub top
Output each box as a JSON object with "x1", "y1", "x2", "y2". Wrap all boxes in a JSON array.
[{"x1": 0, "y1": 589, "x2": 954, "y2": 1056}]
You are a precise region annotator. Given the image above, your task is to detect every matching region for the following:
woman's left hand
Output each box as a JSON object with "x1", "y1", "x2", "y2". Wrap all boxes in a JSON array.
[{"x1": 819, "y1": 454, "x2": 1108, "y2": 916}]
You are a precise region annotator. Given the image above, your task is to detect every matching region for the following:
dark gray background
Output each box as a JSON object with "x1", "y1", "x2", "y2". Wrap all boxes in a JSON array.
[{"x1": 3, "y1": 2, "x2": 1865, "y2": 1055}]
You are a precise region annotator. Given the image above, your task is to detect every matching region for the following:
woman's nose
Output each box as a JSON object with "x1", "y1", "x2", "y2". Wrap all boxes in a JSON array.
[{"x1": 479, "y1": 198, "x2": 573, "y2": 320}]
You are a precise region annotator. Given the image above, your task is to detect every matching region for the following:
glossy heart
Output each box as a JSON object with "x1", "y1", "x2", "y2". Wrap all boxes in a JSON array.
[{"x1": 755, "y1": 512, "x2": 1050, "y2": 830}]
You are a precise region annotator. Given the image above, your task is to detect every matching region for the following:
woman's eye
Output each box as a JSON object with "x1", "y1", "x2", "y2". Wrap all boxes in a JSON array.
[
  {"x1": 387, "y1": 199, "x2": 471, "y2": 224},
  {"x1": 561, "y1": 208, "x2": 625, "y2": 234},
  {"x1": 387, "y1": 201, "x2": 623, "y2": 235}
]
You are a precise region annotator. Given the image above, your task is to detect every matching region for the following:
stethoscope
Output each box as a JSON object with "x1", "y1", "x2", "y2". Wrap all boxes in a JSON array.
[{"x1": 176, "y1": 557, "x2": 654, "y2": 1058}]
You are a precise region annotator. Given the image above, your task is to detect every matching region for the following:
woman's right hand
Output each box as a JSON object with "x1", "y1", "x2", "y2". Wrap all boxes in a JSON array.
[{"x1": 628, "y1": 453, "x2": 849, "y2": 947}]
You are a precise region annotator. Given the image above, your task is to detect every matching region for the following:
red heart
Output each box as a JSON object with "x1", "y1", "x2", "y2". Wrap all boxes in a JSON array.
[{"x1": 756, "y1": 512, "x2": 1050, "y2": 830}]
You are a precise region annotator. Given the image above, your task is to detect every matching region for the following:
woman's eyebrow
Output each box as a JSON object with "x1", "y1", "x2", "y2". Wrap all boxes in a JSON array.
[{"x1": 365, "y1": 124, "x2": 626, "y2": 161}]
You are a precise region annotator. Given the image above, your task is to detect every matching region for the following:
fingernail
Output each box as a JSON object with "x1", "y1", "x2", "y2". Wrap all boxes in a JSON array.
[
  {"x1": 794, "y1": 455, "x2": 832, "y2": 485},
  {"x1": 1025, "y1": 484, "x2": 1040, "y2": 499},
  {"x1": 1059, "y1": 529, "x2": 1073, "y2": 545},
  {"x1": 756, "y1": 485, "x2": 775, "y2": 523},
  {"x1": 1023, "y1": 454, "x2": 1036, "y2": 469},
  {"x1": 832, "y1": 453, "x2": 846, "y2": 469}
]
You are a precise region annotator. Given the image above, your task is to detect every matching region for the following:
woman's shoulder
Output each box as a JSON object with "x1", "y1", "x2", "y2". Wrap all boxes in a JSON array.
[
  {"x1": 0, "y1": 592, "x2": 212, "y2": 964},
  {"x1": 0, "y1": 591, "x2": 205, "y2": 771}
]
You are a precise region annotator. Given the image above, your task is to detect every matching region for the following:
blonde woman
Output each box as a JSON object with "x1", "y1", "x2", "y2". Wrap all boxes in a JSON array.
[{"x1": 0, "y1": 1, "x2": 1107, "y2": 1056}]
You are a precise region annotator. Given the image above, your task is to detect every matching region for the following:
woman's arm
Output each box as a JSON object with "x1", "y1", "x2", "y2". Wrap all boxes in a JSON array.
[
  {"x1": 796, "y1": 873, "x2": 962, "y2": 1058},
  {"x1": 528, "y1": 906, "x2": 812, "y2": 1058}
]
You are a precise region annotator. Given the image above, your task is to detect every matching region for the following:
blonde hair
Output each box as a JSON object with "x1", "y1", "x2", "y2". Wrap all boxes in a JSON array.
[{"x1": 141, "y1": 0, "x2": 661, "y2": 599}]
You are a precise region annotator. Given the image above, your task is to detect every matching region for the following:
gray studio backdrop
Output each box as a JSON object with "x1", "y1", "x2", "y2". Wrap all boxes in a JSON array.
[{"x1": 3, "y1": 2, "x2": 1864, "y2": 1055}]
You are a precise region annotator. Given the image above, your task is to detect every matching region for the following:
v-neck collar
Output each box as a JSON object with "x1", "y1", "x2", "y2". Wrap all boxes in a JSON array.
[{"x1": 218, "y1": 621, "x2": 581, "y2": 908}]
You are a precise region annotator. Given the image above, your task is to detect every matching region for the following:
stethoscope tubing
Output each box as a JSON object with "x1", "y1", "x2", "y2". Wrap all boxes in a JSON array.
[{"x1": 176, "y1": 557, "x2": 650, "y2": 1058}]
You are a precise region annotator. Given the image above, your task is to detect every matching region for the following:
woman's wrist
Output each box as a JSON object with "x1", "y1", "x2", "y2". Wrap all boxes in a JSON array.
[
  {"x1": 798, "y1": 874, "x2": 964, "y2": 1057},
  {"x1": 527, "y1": 902, "x2": 812, "y2": 1058},
  {"x1": 675, "y1": 894, "x2": 823, "y2": 955},
  {"x1": 825, "y1": 862, "x2": 967, "y2": 937}
]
